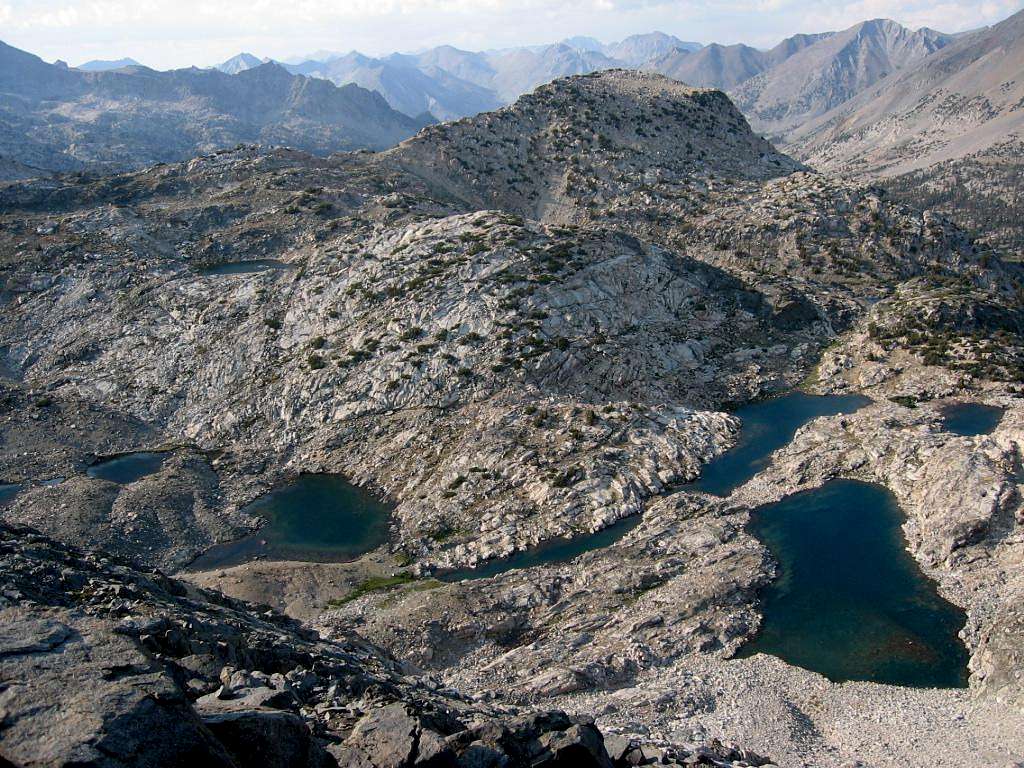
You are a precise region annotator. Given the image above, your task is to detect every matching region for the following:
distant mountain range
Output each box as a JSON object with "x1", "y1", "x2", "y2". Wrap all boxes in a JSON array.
[
  {"x1": 0, "y1": 41, "x2": 429, "y2": 179},
  {"x1": 76, "y1": 57, "x2": 143, "y2": 72},
  {"x1": 215, "y1": 33, "x2": 702, "y2": 120},
  {"x1": 206, "y1": 21, "x2": 966, "y2": 145},
  {"x1": 4, "y1": 6, "x2": 1024, "y2": 227}
]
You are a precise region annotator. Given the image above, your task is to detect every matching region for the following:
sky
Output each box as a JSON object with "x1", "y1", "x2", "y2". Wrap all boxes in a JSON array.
[{"x1": 1, "y1": 0, "x2": 1022, "y2": 70}]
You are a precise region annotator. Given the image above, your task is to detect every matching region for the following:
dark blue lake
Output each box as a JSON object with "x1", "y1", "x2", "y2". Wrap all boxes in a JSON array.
[
  {"x1": 692, "y1": 392, "x2": 870, "y2": 496},
  {"x1": 87, "y1": 452, "x2": 168, "y2": 484},
  {"x1": 0, "y1": 484, "x2": 23, "y2": 506},
  {"x1": 738, "y1": 479, "x2": 969, "y2": 688},
  {"x1": 187, "y1": 474, "x2": 391, "y2": 570},
  {"x1": 941, "y1": 402, "x2": 1004, "y2": 437}
]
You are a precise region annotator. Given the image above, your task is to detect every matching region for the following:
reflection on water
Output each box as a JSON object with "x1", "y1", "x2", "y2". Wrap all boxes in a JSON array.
[
  {"x1": 692, "y1": 392, "x2": 870, "y2": 497},
  {"x1": 738, "y1": 479, "x2": 969, "y2": 688},
  {"x1": 186, "y1": 474, "x2": 391, "y2": 570},
  {"x1": 87, "y1": 452, "x2": 168, "y2": 484},
  {"x1": 940, "y1": 402, "x2": 1004, "y2": 437}
]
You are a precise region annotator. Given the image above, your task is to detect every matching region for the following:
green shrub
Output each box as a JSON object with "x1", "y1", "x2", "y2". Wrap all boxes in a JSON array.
[
  {"x1": 399, "y1": 327, "x2": 424, "y2": 342},
  {"x1": 326, "y1": 574, "x2": 415, "y2": 607}
]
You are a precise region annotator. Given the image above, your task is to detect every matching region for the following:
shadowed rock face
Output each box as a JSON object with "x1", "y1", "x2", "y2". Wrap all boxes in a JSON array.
[{"x1": 0, "y1": 521, "x2": 767, "y2": 767}]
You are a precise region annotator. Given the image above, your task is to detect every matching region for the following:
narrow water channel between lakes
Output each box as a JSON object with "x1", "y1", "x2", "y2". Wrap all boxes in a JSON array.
[{"x1": 440, "y1": 391, "x2": 870, "y2": 581}]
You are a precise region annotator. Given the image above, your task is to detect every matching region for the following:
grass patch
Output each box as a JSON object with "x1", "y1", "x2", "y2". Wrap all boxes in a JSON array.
[{"x1": 326, "y1": 574, "x2": 415, "y2": 607}]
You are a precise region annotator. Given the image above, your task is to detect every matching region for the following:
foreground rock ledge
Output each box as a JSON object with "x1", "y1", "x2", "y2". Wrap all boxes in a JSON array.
[{"x1": 0, "y1": 522, "x2": 771, "y2": 767}]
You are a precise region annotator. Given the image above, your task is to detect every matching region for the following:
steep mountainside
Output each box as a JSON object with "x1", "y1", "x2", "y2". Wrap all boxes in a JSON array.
[
  {"x1": 787, "y1": 10, "x2": 1024, "y2": 252},
  {"x1": 732, "y1": 19, "x2": 953, "y2": 138},
  {"x1": 790, "y1": 9, "x2": 1024, "y2": 177},
  {"x1": 0, "y1": 42, "x2": 428, "y2": 178},
  {"x1": 2, "y1": 71, "x2": 1023, "y2": 766},
  {"x1": 646, "y1": 33, "x2": 831, "y2": 91},
  {"x1": 881, "y1": 141, "x2": 1024, "y2": 254}
]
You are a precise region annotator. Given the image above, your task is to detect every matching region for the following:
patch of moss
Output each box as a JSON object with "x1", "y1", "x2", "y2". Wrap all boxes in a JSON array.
[{"x1": 326, "y1": 574, "x2": 415, "y2": 607}]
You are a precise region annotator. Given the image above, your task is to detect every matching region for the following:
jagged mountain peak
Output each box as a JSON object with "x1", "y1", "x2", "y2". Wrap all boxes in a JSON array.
[
  {"x1": 731, "y1": 16, "x2": 955, "y2": 136},
  {"x1": 789, "y1": 7, "x2": 1024, "y2": 180},
  {"x1": 216, "y1": 51, "x2": 265, "y2": 74}
]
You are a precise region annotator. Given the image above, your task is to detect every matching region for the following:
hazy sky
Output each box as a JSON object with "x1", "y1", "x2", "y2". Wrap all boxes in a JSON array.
[{"x1": 2, "y1": 0, "x2": 1022, "y2": 69}]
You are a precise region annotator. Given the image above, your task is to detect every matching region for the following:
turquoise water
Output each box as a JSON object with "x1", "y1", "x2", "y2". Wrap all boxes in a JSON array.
[
  {"x1": 437, "y1": 515, "x2": 643, "y2": 583},
  {"x1": 198, "y1": 259, "x2": 290, "y2": 276},
  {"x1": 692, "y1": 392, "x2": 870, "y2": 496},
  {"x1": 0, "y1": 484, "x2": 23, "y2": 506},
  {"x1": 187, "y1": 474, "x2": 391, "y2": 570},
  {"x1": 941, "y1": 402, "x2": 1004, "y2": 437},
  {"x1": 87, "y1": 452, "x2": 168, "y2": 484},
  {"x1": 738, "y1": 480, "x2": 969, "y2": 688},
  {"x1": 438, "y1": 393, "x2": 870, "y2": 581}
]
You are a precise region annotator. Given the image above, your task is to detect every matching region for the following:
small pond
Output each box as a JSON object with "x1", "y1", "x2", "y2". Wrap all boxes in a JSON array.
[
  {"x1": 737, "y1": 479, "x2": 969, "y2": 688},
  {"x1": 437, "y1": 514, "x2": 643, "y2": 583},
  {"x1": 87, "y1": 452, "x2": 169, "y2": 484},
  {"x1": 692, "y1": 392, "x2": 871, "y2": 497},
  {"x1": 0, "y1": 484, "x2": 23, "y2": 506},
  {"x1": 186, "y1": 473, "x2": 391, "y2": 570},
  {"x1": 197, "y1": 259, "x2": 291, "y2": 276},
  {"x1": 940, "y1": 402, "x2": 1004, "y2": 437}
]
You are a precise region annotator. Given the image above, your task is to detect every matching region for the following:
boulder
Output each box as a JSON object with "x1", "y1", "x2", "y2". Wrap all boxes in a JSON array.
[{"x1": 202, "y1": 709, "x2": 335, "y2": 768}]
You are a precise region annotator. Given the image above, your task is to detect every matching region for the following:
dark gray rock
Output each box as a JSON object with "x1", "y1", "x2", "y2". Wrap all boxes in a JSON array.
[
  {"x1": 202, "y1": 709, "x2": 335, "y2": 768},
  {"x1": 0, "y1": 523, "x2": 763, "y2": 768}
]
